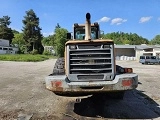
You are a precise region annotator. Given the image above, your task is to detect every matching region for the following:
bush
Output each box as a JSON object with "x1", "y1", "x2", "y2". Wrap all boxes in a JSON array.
[
  {"x1": 31, "y1": 49, "x2": 39, "y2": 55},
  {"x1": 43, "y1": 50, "x2": 52, "y2": 55}
]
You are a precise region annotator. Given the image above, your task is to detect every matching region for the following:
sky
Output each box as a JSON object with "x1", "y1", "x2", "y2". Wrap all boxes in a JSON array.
[{"x1": 1, "y1": 0, "x2": 160, "y2": 40}]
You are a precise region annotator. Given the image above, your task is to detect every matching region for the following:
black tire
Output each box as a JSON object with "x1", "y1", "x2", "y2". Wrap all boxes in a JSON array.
[
  {"x1": 52, "y1": 57, "x2": 65, "y2": 75},
  {"x1": 145, "y1": 62, "x2": 148, "y2": 65}
]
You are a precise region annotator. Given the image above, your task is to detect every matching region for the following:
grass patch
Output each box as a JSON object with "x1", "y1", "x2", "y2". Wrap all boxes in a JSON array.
[{"x1": 0, "y1": 54, "x2": 57, "y2": 62}]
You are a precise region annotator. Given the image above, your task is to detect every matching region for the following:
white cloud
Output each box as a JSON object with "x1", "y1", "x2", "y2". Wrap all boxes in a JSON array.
[
  {"x1": 97, "y1": 17, "x2": 110, "y2": 23},
  {"x1": 139, "y1": 16, "x2": 152, "y2": 23},
  {"x1": 158, "y1": 17, "x2": 160, "y2": 21},
  {"x1": 111, "y1": 18, "x2": 127, "y2": 25}
]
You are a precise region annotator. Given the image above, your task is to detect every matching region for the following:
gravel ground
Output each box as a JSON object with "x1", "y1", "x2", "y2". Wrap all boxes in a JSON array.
[{"x1": 0, "y1": 59, "x2": 160, "y2": 120}]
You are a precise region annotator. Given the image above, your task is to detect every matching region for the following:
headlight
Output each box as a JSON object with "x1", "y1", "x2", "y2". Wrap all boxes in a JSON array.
[{"x1": 69, "y1": 45, "x2": 76, "y2": 49}]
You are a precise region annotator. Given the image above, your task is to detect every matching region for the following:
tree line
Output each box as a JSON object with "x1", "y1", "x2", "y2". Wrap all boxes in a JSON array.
[
  {"x1": 102, "y1": 32, "x2": 149, "y2": 45},
  {"x1": 0, "y1": 9, "x2": 160, "y2": 57}
]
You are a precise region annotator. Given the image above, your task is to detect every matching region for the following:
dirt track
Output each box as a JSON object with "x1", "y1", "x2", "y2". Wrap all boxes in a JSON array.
[{"x1": 0, "y1": 59, "x2": 160, "y2": 120}]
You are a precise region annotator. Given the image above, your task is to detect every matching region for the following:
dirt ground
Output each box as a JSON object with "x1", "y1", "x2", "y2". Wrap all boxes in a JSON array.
[{"x1": 0, "y1": 59, "x2": 160, "y2": 120}]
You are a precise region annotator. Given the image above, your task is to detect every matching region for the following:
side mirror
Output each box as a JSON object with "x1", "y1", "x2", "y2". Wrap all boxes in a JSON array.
[{"x1": 67, "y1": 33, "x2": 71, "y2": 39}]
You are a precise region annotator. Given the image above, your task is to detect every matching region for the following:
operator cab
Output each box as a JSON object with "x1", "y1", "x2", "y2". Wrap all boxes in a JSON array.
[
  {"x1": 67, "y1": 23, "x2": 100, "y2": 40},
  {"x1": 73, "y1": 23, "x2": 100, "y2": 40}
]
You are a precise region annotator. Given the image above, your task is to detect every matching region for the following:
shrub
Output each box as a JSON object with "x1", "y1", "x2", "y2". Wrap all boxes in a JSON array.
[
  {"x1": 43, "y1": 50, "x2": 52, "y2": 55},
  {"x1": 31, "y1": 49, "x2": 39, "y2": 55}
]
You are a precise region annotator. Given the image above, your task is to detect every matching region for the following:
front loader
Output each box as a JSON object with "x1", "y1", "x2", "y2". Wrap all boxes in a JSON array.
[{"x1": 45, "y1": 13, "x2": 138, "y2": 99}]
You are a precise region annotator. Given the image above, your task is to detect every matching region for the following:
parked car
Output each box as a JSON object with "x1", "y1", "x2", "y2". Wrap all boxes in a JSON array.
[
  {"x1": 139, "y1": 55, "x2": 159, "y2": 64},
  {"x1": 157, "y1": 58, "x2": 160, "y2": 64}
]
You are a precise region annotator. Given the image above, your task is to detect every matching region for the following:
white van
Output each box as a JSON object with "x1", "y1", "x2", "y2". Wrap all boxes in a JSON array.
[{"x1": 139, "y1": 56, "x2": 159, "y2": 64}]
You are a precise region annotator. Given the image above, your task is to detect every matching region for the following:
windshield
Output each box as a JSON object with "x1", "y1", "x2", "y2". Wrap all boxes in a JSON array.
[{"x1": 74, "y1": 26, "x2": 98, "y2": 40}]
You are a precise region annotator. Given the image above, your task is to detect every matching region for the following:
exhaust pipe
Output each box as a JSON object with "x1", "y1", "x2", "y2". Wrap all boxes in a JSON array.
[{"x1": 85, "y1": 13, "x2": 91, "y2": 40}]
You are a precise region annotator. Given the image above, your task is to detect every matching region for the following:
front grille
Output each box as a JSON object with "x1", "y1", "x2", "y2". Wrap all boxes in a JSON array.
[
  {"x1": 70, "y1": 49, "x2": 112, "y2": 74},
  {"x1": 68, "y1": 43, "x2": 114, "y2": 81}
]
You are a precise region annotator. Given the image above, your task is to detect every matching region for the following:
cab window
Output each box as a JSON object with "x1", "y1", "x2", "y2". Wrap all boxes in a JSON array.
[{"x1": 74, "y1": 26, "x2": 98, "y2": 40}]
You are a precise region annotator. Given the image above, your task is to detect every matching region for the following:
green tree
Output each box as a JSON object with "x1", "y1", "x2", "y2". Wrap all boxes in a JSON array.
[
  {"x1": 122, "y1": 39, "x2": 130, "y2": 44},
  {"x1": 54, "y1": 27, "x2": 68, "y2": 57},
  {"x1": 42, "y1": 36, "x2": 51, "y2": 46},
  {"x1": 150, "y1": 35, "x2": 160, "y2": 45},
  {"x1": 103, "y1": 31, "x2": 149, "y2": 45},
  {"x1": 55, "y1": 23, "x2": 61, "y2": 31},
  {"x1": 0, "y1": 16, "x2": 14, "y2": 44},
  {"x1": 22, "y1": 9, "x2": 44, "y2": 54},
  {"x1": 42, "y1": 35, "x2": 55, "y2": 46},
  {"x1": 12, "y1": 33, "x2": 25, "y2": 45},
  {"x1": 12, "y1": 29, "x2": 19, "y2": 34},
  {"x1": 12, "y1": 33, "x2": 25, "y2": 53}
]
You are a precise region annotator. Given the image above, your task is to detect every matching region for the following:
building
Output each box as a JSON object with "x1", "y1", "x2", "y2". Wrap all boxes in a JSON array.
[
  {"x1": 115, "y1": 45, "x2": 136, "y2": 60},
  {"x1": 135, "y1": 44, "x2": 160, "y2": 59},
  {"x1": 114, "y1": 44, "x2": 160, "y2": 61},
  {"x1": 44, "y1": 46, "x2": 55, "y2": 55},
  {"x1": 0, "y1": 39, "x2": 19, "y2": 54}
]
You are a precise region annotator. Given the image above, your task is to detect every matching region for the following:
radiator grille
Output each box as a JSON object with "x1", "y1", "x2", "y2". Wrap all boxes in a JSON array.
[{"x1": 68, "y1": 43, "x2": 114, "y2": 81}]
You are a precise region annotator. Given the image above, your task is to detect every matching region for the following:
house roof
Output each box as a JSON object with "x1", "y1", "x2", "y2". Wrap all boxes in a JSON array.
[
  {"x1": 135, "y1": 45, "x2": 153, "y2": 50},
  {"x1": 115, "y1": 45, "x2": 136, "y2": 49},
  {"x1": 115, "y1": 44, "x2": 160, "y2": 50},
  {"x1": 149, "y1": 45, "x2": 160, "y2": 48}
]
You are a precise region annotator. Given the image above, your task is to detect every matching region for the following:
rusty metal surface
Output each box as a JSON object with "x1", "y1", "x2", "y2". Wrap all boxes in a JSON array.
[{"x1": 45, "y1": 73, "x2": 138, "y2": 93}]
